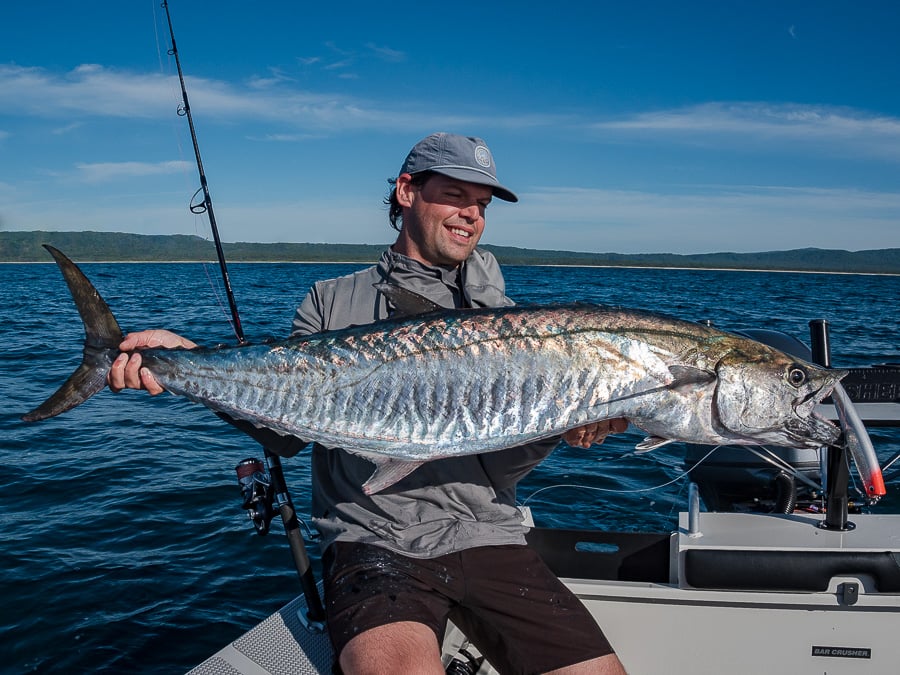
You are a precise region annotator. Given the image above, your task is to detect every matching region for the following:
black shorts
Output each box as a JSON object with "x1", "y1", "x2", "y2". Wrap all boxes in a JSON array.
[{"x1": 322, "y1": 542, "x2": 614, "y2": 674}]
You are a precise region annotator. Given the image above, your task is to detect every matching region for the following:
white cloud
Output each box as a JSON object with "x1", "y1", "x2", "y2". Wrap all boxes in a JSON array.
[
  {"x1": 75, "y1": 160, "x2": 192, "y2": 183},
  {"x1": 486, "y1": 184, "x2": 900, "y2": 254},
  {"x1": 323, "y1": 59, "x2": 354, "y2": 72},
  {"x1": 0, "y1": 64, "x2": 174, "y2": 118},
  {"x1": 5, "y1": 62, "x2": 900, "y2": 159},
  {"x1": 0, "y1": 63, "x2": 567, "y2": 135},
  {"x1": 247, "y1": 67, "x2": 297, "y2": 90},
  {"x1": 592, "y1": 102, "x2": 900, "y2": 161},
  {"x1": 252, "y1": 133, "x2": 324, "y2": 142},
  {"x1": 51, "y1": 122, "x2": 83, "y2": 135},
  {"x1": 365, "y1": 43, "x2": 406, "y2": 62}
]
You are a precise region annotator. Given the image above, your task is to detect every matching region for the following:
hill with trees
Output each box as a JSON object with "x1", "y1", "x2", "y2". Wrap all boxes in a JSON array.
[{"x1": 2, "y1": 230, "x2": 898, "y2": 274}]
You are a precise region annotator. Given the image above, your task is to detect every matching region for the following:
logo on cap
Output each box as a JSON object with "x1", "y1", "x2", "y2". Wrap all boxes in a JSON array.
[{"x1": 474, "y1": 145, "x2": 492, "y2": 169}]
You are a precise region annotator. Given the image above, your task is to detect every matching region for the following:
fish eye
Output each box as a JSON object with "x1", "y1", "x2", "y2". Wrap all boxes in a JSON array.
[{"x1": 787, "y1": 365, "x2": 807, "y2": 387}]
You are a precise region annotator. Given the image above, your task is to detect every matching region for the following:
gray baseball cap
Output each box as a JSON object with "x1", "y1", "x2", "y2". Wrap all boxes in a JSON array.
[{"x1": 400, "y1": 132, "x2": 518, "y2": 202}]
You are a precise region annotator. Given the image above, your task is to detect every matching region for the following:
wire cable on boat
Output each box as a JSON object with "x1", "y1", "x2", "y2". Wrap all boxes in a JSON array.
[
  {"x1": 520, "y1": 445, "x2": 723, "y2": 508},
  {"x1": 741, "y1": 445, "x2": 823, "y2": 492},
  {"x1": 522, "y1": 435, "x2": 877, "y2": 518}
]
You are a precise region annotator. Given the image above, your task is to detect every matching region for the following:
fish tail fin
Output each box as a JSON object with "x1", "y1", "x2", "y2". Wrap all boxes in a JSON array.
[{"x1": 21, "y1": 245, "x2": 124, "y2": 422}]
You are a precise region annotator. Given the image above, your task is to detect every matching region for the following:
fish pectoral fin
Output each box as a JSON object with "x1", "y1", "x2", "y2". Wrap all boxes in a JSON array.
[
  {"x1": 361, "y1": 456, "x2": 425, "y2": 495},
  {"x1": 635, "y1": 436, "x2": 675, "y2": 453},
  {"x1": 668, "y1": 365, "x2": 716, "y2": 387}
]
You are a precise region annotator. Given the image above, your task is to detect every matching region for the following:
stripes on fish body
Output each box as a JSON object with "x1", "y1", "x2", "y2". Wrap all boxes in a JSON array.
[{"x1": 24, "y1": 246, "x2": 847, "y2": 494}]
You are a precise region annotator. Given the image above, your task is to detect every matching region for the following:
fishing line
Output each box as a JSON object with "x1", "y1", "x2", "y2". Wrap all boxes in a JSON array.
[
  {"x1": 152, "y1": 0, "x2": 242, "y2": 339},
  {"x1": 520, "y1": 444, "x2": 723, "y2": 508},
  {"x1": 153, "y1": 5, "x2": 194, "y2": 201},
  {"x1": 844, "y1": 449, "x2": 866, "y2": 501},
  {"x1": 742, "y1": 445, "x2": 823, "y2": 492},
  {"x1": 882, "y1": 451, "x2": 900, "y2": 474},
  {"x1": 151, "y1": 0, "x2": 166, "y2": 72}
]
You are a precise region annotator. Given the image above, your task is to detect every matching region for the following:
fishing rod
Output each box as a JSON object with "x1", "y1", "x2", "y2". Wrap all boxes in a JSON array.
[
  {"x1": 160, "y1": 0, "x2": 243, "y2": 344},
  {"x1": 160, "y1": 0, "x2": 326, "y2": 626}
]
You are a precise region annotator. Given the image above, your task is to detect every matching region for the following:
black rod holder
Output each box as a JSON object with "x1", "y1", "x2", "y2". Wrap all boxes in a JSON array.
[
  {"x1": 809, "y1": 320, "x2": 854, "y2": 531},
  {"x1": 809, "y1": 319, "x2": 832, "y2": 368}
]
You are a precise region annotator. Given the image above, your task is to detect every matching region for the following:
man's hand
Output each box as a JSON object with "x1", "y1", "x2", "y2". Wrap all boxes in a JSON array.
[
  {"x1": 563, "y1": 418, "x2": 629, "y2": 448},
  {"x1": 107, "y1": 330, "x2": 197, "y2": 395}
]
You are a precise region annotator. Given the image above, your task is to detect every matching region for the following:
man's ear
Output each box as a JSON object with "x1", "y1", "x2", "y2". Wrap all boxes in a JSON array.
[{"x1": 395, "y1": 172, "x2": 415, "y2": 208}]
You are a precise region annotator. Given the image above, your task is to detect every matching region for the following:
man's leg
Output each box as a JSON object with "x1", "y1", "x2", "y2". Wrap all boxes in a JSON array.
[
  {"x1": 339, "y1": 621, "x2": 444, "y2": 674},
  {"x1": 322, "y1": 544, "x2": 462, "y2": 672},
  {"x1": 339, "y1": 624, "x2": 627, "y2": 675},
  {"x1": 453, "y1": 546, "x2": 622, "y2": 674},
  {"x1": 546, "y1": 653, "x2": 627, "y2": 674}
]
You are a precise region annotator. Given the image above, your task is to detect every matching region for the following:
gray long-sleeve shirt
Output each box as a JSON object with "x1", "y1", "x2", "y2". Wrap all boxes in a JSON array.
[
  {"x1": 293, "y1": 250, "x2": 558, "y2": 558},
  {"x1": 240, "y1": 247, "x2": 559, "y2": 558}
]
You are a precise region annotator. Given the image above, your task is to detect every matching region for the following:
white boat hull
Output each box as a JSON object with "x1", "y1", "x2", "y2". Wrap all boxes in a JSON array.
[
  {"x1": 575, "y1": 579, "x2": 894, "y2": 674},
  {"x1": 190, "y1": 511, "x2": 900, "y2": 674}
]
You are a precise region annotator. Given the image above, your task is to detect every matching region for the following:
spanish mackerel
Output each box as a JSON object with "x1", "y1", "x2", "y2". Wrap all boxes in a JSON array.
[{"x1": 24, "y1": 246, "x2": 866, "y2": 495}]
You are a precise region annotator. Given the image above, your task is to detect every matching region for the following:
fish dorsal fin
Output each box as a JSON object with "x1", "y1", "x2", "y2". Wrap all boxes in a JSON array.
[
  {"x1": 635, "y1": 436, "x2": 675, "y2": 453},
  {"x1": 668, "y1": 365, "x2": 716, "y2": 387},
  {"x1": 373, "y1": 282, "x2": 442, "y2": 318}
]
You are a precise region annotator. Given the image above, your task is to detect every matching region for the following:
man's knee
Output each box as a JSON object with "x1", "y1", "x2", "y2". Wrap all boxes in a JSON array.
[
  {"x1": 338, "y1": 620, "x2": 444, "y2": 674},
  {"x1": 545, "y1": 653, "x2": 627, "y2": 675}
]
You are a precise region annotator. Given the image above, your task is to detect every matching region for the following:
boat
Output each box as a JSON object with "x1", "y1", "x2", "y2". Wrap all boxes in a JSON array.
[{"x1": 190, "y1": 322, "x2": 900, "y2": 674}]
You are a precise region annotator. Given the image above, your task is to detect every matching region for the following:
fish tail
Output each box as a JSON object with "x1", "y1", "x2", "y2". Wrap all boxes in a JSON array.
[{"x1": 21, "y1": 245, "x2": 124, "y2": 422}]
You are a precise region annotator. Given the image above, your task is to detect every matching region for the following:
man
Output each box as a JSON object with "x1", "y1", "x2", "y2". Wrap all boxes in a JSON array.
[{"x1": 110, "y1": 133, "x2": 628, "y2": 674}]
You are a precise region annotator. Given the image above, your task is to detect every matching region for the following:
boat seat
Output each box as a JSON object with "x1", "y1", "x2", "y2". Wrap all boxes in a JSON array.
[{"x1": 684, "y1": 549, "x2": 900, "y2": 592}]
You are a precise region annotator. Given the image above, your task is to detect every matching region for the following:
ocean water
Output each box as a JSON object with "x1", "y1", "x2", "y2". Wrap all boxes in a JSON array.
[{"x1": 1, "y1": 260, "x2": 898, "y2": 673}]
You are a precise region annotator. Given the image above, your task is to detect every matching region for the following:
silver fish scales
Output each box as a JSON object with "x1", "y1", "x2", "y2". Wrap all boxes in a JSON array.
[{"x1": 24, "y1": 246, "x2": 846, "y2": 494}]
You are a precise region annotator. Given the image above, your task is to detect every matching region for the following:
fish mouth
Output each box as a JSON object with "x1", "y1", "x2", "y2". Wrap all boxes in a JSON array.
[{"x1": 788, "y1": 370, "x2": 847, "y2": 448}]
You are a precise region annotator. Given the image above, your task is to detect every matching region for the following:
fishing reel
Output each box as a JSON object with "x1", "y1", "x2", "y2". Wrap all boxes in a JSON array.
[{"x1": 235, "y1": 458, "x2": 275, "y2": 535}]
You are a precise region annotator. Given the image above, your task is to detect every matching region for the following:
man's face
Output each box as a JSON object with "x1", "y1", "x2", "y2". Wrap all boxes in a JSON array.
[{"x1": 394, "y1": 173, "x2": 493, "y2": 267}]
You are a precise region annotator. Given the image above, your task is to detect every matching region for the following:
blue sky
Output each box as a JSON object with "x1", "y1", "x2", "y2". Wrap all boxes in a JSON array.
[{"x1": 2, "y1": 1, "x2": 899, "y2": 254}]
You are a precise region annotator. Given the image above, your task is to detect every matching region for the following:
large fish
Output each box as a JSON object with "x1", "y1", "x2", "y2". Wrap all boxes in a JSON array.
[{"x1": 24, "y1": 246, "x2": 862, "y2": 495}]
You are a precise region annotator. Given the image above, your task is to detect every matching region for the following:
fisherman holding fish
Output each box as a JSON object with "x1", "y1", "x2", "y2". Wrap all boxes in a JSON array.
[{"x1": 108, "y1": 133, "x2": 629, "y2": 673}]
